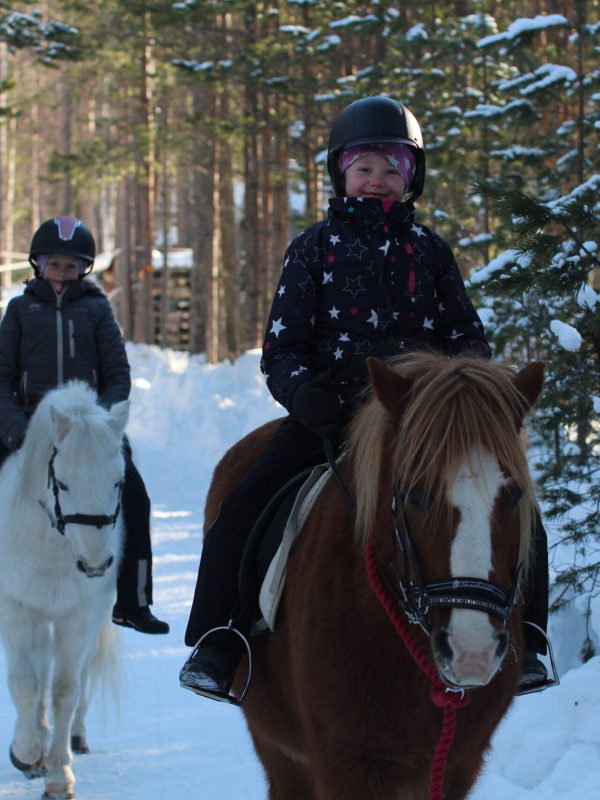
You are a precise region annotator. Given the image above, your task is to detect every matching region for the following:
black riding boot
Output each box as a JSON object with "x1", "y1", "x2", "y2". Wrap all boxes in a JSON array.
[{"x1": 112, "y1": 439, "x2": 169, "y2": 635}]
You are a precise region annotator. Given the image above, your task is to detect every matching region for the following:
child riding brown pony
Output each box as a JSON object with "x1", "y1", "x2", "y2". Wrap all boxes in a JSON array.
[{"x1": 204, "y1": 352, "x2": 544, "y2": 800}]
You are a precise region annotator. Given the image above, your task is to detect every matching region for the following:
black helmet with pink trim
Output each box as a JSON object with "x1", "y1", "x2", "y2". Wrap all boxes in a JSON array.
[
  {"x1": 29, "y1": 216, "x2": 96, "y2": 277},
  {"x1": 327, "y1": 96, "x2": 425, "y2": 200}
]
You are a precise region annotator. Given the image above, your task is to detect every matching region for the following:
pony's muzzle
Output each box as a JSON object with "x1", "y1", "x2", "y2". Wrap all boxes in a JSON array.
[
  {"x1": 76, "y1": 555, "x2": 114, "y2": 578},
  {"x1": 432, "y1": 623, "x2": 509, "y2": 687}
]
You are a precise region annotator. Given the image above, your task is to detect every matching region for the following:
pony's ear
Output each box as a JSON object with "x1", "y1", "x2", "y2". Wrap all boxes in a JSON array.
[
  {"x1": 513, "y1": 361, "x2": 545, "y2": 427},
  {"x1": 107, "y1": 400, "x2": 130, "y2": 437},
  {"x1": 367, "y1": 357, "x2": 412, "y2": 419},
  {"x1": 50, "y1": 405, "x2": 72, "y2": 443}
]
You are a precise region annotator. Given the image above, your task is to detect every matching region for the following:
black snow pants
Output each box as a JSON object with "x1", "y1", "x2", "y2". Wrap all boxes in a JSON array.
[{"x1": 184, "y1": 417, "x2": 326, "y2": 646}]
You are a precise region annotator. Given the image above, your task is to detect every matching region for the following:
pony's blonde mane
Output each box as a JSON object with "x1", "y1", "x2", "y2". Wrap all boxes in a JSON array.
[{"x1": 348, "y1": 353, "x2": 537, "y2": 563}]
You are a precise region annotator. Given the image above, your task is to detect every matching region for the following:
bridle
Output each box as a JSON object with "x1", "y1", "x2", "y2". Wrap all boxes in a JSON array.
[
  {"x1": 324, "y1": 433, "x2": 524, "y2": 637},
  {"x1": 381, "y1": 490, "x2": 523, "y2": 637},
  {"x1": 43, "y1": 447, "x2": 122, "y2": 536}
]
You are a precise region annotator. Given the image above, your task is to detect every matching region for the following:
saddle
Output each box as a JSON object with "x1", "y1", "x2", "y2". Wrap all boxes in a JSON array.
[{"x1": 238, "y1": 462, "x2": 331, "y2": 633}]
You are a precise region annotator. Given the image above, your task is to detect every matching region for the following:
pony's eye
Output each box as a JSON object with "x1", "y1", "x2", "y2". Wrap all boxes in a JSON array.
[
  {"x1": 57, "y1": 480, "x2": 69, "y2": 492},
  {"x1": 407, "y1": 487, "x2": 427, "y2": 511},
  {"x1": 508, "y1": 486, "x2": 523, "y2": 510},
  {"x1": 503, "y1": 481, "x2": 523, "y2": 510}
]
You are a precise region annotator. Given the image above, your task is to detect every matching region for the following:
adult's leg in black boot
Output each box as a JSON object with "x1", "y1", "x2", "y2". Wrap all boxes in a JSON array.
[
  {"x1": 180, "y1": 418, "x2": 327, "y2": 702},
  {"x1": 112, "y1": 437, "x2": 169, "y2": 635}
]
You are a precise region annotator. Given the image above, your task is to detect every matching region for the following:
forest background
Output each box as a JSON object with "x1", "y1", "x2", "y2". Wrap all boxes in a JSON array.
[{"x1": 0, "y1": 1, "x2": 599, "y2": 660}]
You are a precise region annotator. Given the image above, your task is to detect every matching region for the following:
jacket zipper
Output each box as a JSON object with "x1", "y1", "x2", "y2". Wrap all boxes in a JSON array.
[
  {"x1": 21, "y1": 372, "x2": 28, "y2": 406},
  {"x1": 68, "y1": 319, "x2": 75, "y2": 358},
  {"x1": 56, "y1": 295, "x2": 64, "y2": 385}
]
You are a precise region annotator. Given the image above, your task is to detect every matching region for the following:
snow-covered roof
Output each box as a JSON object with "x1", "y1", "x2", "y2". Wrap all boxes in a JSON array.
[{"x1": 94, "y1": 248, "x2": 194, "y2": 273}]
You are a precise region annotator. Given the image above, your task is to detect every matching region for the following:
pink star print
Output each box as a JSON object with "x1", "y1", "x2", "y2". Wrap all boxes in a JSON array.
[
  {"x1": 328, "y1": 255, "x2": 336, "y2": 264},
  {"x1": 350, "y1": 308, "x2": 358, "y2": 316},
  {"x1": 404, "y1": 243, "x2": 413, "y2": 255}
]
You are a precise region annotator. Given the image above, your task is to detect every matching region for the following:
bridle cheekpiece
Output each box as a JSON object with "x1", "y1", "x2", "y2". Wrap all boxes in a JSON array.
[
  {"x1": 380, "y1": 491, "x2": 523, "y2": 636},
  {"x1": 45, "y1": 447, "x2": 122, "y2": 536}
]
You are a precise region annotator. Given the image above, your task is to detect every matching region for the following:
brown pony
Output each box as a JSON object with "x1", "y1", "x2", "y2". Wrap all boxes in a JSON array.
[{"x1": 204, "y1": 353, "x2": 544, "y2": 800}]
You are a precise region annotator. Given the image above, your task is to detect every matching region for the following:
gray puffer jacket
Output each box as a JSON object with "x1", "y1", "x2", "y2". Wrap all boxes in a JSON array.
[{"x1": 0, "y1": 278, "x2": 131, "y2": 451}]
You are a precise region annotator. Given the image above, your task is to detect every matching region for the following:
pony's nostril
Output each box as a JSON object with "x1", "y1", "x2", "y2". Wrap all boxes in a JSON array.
[
  {"x1": 106, "y1": 555, "x2": 114, "y2": 569},
  {"x1": 495, "y1": 629, "x2": 509, "y2": 658},
  {"x1": 76, "y1": 559, "x2": 87, "y2": 574},
  {"x1": 433, "y1": 628, "x2": 453, "y2": 662}
]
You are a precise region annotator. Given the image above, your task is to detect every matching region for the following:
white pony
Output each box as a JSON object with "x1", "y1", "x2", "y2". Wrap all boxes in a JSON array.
[{"x1": 0, "y1": 381, "x2": 129, "y2": 800}]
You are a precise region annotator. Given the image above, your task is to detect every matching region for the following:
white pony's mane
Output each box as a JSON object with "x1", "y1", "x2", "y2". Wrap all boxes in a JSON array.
[{"x1": 17, "y1": 381, "x2": 119, "y2": 503}]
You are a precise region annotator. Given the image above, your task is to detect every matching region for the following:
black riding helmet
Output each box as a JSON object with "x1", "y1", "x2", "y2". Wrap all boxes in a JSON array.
[
  {"x1": 327, "y1": 96, "x2": 425, "y2": 200},
  {"x1": 29, "y1": 216, "x2": 96, "y2": 278}
]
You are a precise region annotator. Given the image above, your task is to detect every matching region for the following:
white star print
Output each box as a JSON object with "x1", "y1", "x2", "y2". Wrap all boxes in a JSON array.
[
  {"x1": 329, "y1": 306, "x2": 340, "y2": 319},
  {"x1": 333, "y1": 347, "x2": 344, "y2": 360},
  {"x1": 449, "y1": 329, "x2": 464, "y2": 340},
  {"x1": 290, "y1": 366, "x2": 308, "y2": 377},
  {"x1": 277, "y1": 285, "x2": 286, "y2": 297},
  {"x1": 411, "y1": 224, "x2": 427, "y2": 238},
  {"x1": 339, "y1": 332, "x2": 350, "y2": 342},
  {"x1": 367, "y1": 309, "x2": 379, "y2": 328},
  {"x1": 329, "y1": 234, "x2": 341, "y2": 246},
  {"x1": 423, "y1": 317, "x2": 435, "y2": 330},
  {"x1": 270, "y1": 318, "x2": 286, "y2": 337},
  {"x1": 379, "y1": 240, "x2": 390, "y2": 256},
  {"x1": 323, "y1": 272, "x2": 333, "y2": 284}
]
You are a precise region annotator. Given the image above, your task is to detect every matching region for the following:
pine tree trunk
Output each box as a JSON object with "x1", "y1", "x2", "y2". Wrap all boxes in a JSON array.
[
  {"x1": 189, "y1": 85, "x2": 216, "y2": 355},
  {"x1": 132, "y1": 20, "x2": 155, "y2": 344}
]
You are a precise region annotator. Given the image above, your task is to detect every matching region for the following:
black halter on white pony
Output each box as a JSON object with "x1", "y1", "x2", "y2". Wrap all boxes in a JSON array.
[{"x1": 43, "y1": 443, "x2": 124, "y2": 576}]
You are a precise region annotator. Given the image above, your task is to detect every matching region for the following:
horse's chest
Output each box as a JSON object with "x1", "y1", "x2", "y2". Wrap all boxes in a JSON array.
[{"x1": 1, "y1": 529, "x2": 90, "y2": 614}]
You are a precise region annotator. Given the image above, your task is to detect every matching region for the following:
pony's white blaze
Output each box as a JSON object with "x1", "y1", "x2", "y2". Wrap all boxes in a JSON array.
[{"x1": 445, "y1": 448, "x2": 506, "y2": 686}]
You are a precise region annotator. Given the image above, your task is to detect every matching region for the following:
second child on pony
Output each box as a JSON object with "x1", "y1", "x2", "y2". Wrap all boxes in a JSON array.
[{"x1": 180, "y1": 95, "x2": 550, "y2": 702}]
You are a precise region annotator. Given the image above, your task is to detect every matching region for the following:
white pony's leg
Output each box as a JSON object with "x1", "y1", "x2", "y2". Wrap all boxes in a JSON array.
[
  {"x1": 71, "y1": 657, "x2": 91, "y2": 754},
  {"x1": 43, "y1": 616, "x2": 99, "y2": 799},
  {"x1": 0, "y1": 599, "x2": 51, "y2": 771}
]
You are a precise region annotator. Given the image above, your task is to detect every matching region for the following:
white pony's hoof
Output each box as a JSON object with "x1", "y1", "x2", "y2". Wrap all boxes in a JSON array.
[
  {"x1": 71, "y1": 735, "x2": 90, "y2": 755},
  {"x1": 42, "y1": 782, "x2": 75, "y2": 799},
  {"x1": 9, "y1": 746, "x2": 46, "y2": 778}
]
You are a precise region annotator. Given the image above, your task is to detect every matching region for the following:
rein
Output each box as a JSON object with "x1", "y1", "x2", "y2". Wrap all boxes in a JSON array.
[
  {"x1": 46, "y1": 448, "x2": 122, "y2": 536},
  {"x1": 365, "y1": 540, "x2": 470, "y2": 800}
]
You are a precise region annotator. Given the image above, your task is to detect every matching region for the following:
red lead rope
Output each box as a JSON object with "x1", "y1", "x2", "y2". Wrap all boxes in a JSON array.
[{"x1": 364, "y1": 540, "x2": 471, "y2": 800}]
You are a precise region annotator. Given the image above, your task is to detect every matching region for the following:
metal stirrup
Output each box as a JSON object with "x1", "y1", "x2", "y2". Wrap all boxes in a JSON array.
[
  {"x1": 517, "y1": 621, "x2": 560, "y2": 696},
  {"x1": 193, "y1": 624, "x2": 252, "y2": 706}
]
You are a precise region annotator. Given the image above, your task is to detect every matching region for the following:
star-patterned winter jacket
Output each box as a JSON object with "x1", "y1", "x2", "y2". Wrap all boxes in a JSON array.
[
  {"x1": 261, "y1": 197, "x2": 491, "y2": 412},
  {"x1": 0, "y1": 278, "x2": 130, "y2": 451}
]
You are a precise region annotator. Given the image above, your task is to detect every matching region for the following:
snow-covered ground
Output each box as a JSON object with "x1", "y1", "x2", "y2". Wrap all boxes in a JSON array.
[{"x1": 0, "y1": 344, "x2": 598, "y2": 799}]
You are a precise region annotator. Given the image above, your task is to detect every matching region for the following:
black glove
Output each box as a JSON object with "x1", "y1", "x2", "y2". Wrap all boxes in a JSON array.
[{"x1": 291, "y1": 376, "x2": 342, "y2": 439}]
